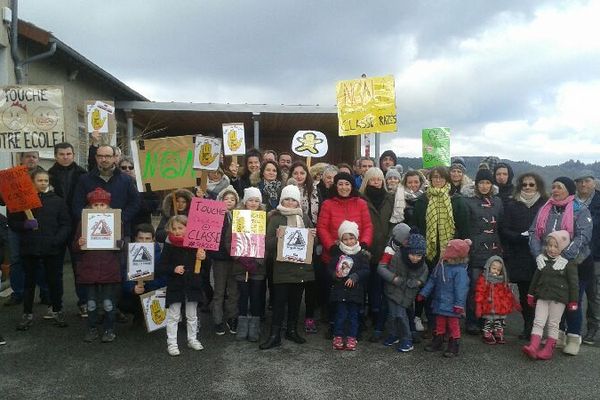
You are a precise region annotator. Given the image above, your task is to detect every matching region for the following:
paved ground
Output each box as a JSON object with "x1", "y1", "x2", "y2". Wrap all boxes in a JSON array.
[{"x1": 1, "y1": 267, "x2": 599, "y2": 400}]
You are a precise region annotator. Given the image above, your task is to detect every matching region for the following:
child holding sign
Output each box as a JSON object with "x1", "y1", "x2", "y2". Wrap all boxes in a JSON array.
[{"x1": 158, "y1": 215, "x2": 206, "y2": 356}]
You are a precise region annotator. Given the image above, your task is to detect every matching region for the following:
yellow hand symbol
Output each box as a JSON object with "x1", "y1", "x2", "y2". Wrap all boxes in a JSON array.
[
  {"x1": 91, "y1": 109, "x2": 106, "y2": 131},
  {"x1": 150, "y1": 299, "x2": 166, "y2": 324},
  {"x1": 227, "y1": 129, "x2": 242, "y2": 152},
  {"x1": 199, "y1": 142, "x2": 218, "y2": 166}
]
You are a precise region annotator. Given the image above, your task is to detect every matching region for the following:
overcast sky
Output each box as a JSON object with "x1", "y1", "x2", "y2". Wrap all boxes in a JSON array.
[{"x1": 19, "y1": 0, "x2": 600, "y2": 165}]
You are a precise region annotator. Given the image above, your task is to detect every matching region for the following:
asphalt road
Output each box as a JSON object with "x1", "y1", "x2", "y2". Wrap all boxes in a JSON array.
[{"x1": 1, "y1": 267, "x2": 599, "y2": 400}]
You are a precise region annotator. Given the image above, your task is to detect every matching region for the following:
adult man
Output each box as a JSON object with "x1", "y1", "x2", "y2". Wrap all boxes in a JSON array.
[
  {"x1": 354, "y1": 156, "x2": 374, "y2": 189},
  {"x1": 48, "y1": 143, "x2": 88, "y2": 316},
  {"x1": 278, "y1": 152, "x2": 293, "y2": 180},
  {"x1": 379, "y1": 150, "x2": 397, "y2": 173},
  {"x1": 575, "y1": 171, "x2": 600, "y2": 345},
  {"x1": 263, "y1": 150, "x2": 277, "y2": 163}
]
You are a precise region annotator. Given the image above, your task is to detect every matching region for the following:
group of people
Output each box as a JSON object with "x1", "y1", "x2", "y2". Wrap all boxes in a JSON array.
[{"x1": 0, "y1": 142, "x2": 598, "y2": 362}]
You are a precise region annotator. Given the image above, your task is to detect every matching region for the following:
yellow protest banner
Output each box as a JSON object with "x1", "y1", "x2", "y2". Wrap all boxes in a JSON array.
[{"x1": 336, "y1": 75, "x2": 397, "y2": 136}]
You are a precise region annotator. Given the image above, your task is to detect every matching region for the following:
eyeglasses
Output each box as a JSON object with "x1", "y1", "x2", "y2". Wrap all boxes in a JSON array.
[
  {"x1": 522, "y1": 182, "x2": 536, "y2": 188},
  {"x1": 120, "y1": 166, "x2": 134, "y2": 171}
]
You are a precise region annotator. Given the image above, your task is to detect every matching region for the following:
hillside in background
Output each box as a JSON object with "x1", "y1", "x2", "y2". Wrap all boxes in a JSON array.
[{"x1": 396, "y1": 157, "x2": 600, "y2": 187}]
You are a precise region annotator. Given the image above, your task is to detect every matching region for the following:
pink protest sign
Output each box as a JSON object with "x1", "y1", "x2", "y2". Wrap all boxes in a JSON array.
[{"x1": 183, "y1": 198, "x2": 227, "y2": 250}]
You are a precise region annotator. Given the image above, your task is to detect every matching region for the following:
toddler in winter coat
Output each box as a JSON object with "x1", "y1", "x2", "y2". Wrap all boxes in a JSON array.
[
  {"x1": 159, "y1": 215, "x2": 206, "y2": 356},
  {"x1": 329, "y1": 221, "x2": 370, "y2": 351},
  {"x1": 475, "y1": 256, "x2": 521, "y2": 345},
  {"x1": 417, "y1": 239, "x2": 471, "y2": 358},
  {"x1": 522, "y1": 230, "x2": 578, "y2": 361},
  {"x1": 378, "y1": 232, "x2": 428, "y2": 352}
]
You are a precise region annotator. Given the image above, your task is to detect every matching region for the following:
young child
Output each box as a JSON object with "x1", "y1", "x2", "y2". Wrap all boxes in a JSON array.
[
  {"x1": 329, "y1": 221, "x2": 369, "y2": 351},
  {"x1": 417, "y1": 239, "x2": 471, "y2": 358},
  {"x1": 378, "y1": 232, "x2": 428, "y2": 352},
  {"x1": 158, "y1": 215, "x2": 206, "y2": 356},
  {"x1": 231, "y1": 187, "x2": 266, "y2": 342},
  {"x1": 475, "y1": 255, "x2": 521, "y2": 344},
  {"x1": 73, "y1": 187, "x2": 122, "y2": 343},
  {"x1": 522, "y1": 230, "x2": 578, "y2": 360}
]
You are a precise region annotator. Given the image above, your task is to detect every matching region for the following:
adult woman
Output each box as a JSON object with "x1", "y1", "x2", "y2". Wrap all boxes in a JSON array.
[
  {"x1": 463, "y1": 168, "x2": 504, "y2": 334},
  {"x1": 231, "y1": 148, "x2": 261, "y2": 198},
  {"x1": 494, "y1": 162, "x2": 515, "y2": 204},
  {"x1": 155, "y1": 189, "x2": 194, "y2": 243},
  {"x1": 118, "y1": 157, "x2": 159, "y2": 237},
  {"x1": 529, "y1": 176, "x2": 592, "y2": 355},
  {"x1": 401, "y1": 170, "x2": 427, "y2": 227},
  {"x1": 316, "y1": 165, "x2": 338, "y2": 203},
  {"x1": 257, "y1": 160, "x2": 283, "y2": 212},
  {"x1": 500, "y1": 172, "x2": 547, "y2": 339},
  {"x1": 448, "y1": 157, "x2": 473, "y2": 196}
]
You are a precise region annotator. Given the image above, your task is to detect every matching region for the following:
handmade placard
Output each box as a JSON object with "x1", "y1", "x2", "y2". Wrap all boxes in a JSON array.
[
  {"x1": 291, "y1": 130, "x2": 328, "y2": 158},
  {"x1": 127, "y1": 242, "x2": 155, "y2": 281},
  {"x1": 422, "y1": 127, "x2": 451, "y2": 168},
  {"x1": 222, "y1": 123, "x2": 246, "y2": 156},
  {"x1": 86, "y1": 100, "x2": 116, "y2": 145},
  {"x1": 140, "y1": 287, "x2": 167, "y2": 332},
  {"x1": 81, "y1": 209, "x2": 122, "y2": 250},
  {"x1": 276, "y1": 226, "x2": 314, "y2": 264},
  {"x1": 231, "y1": 209, "x2": 266, "y2": 258},
  {"x1": 0, "y1": 166, "x2": 42, "y2": 212},
  {"x1": 184, "y1": 198, "x2": 227, "y2": 250},
  {"x1": 193, "y1": 135, "x2": 221, "y2": 171}
]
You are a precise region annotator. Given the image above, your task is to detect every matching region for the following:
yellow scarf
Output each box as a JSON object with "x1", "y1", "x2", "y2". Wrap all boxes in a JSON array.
[{"x1": 425, "y1": 184, "x2": 455, "y2": 262}]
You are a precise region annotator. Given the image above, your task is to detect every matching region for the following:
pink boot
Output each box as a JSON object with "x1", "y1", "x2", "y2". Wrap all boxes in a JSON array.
[
  {"x1": 537, "y1": 337, "x2": 557, "y2": 360},
  {"x1": 522, "y1": 334, "x2": 542, "y2": 359}
]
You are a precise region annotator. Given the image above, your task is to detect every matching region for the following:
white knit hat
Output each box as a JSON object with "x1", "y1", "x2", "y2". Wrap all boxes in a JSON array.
[
  {"x1": 279, "y1": 184, "x2": 301, "y2": 204},
  {"x1": 242, "y1": 187, "x2": 262, "y2": 205},
  {"x1": 338, "y1": 220, "x2": 359, "y2": 241}
]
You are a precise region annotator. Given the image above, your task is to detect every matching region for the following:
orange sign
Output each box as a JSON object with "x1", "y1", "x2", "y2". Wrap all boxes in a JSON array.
[{"x1": 0, "y1": 166, "x2": 41, "y2": 212}]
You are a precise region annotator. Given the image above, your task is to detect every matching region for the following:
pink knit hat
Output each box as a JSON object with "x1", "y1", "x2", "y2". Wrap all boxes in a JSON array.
[
  {"x1": 442, "y1": 239, "x2": 472, "y2": 260},
  {"x1": 547, "y1": 230, "x2": 571, "y2": 253}
]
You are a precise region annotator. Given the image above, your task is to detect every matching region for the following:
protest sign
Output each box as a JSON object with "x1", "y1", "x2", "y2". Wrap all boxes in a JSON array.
[
  {"x1": 127, "y1": 242, "x2": 155, "y2": 281},
  {"x1": 422, "y1": 127, "x2": 451, "y2": 168},
  {"x1": 231, "y1": 210, "x2": 266, "y2": 258},
  {"x1": 183, "y1": 198, "x2": 227, "y2": 251},
  {"x1": 336, "y1": 75, "x2": 397, "y2": 136},
  {"x1": 0, "y1": 86, "x2": 65, "y2": 152},
  {"x1": 193, "y1": 135, "x2": 221, "y2": 171},
  {"x1": 276, "y1": 226, "x2": 314, "y2": 264},
  {"x1": 0, "y1": 166, "x2": 42, "y2": 212},
  {"x1": 140, "y1": 288, "x2": 167, "y2": 332},
  {"x1": 222, "y1": 123, "x2": 246, "y2": 156},
  {"x1": 292, "y1": 130, "x2": 328, "y2": 167},
  {"x1": 86, "y1": 100, "x2": 116, "y2": 145},
  {"x1": 130, "y1": 135, "x2": 201, "y2": 192},
  {"x1": 81, "y1": 209, "x2": 122, "y2": 250}
]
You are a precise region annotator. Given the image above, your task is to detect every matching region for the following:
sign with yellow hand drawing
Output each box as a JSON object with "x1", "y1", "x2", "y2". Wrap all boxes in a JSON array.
[
  {"x1": 222, "y1": 123, "x2": 246, "y2": 156},
  {"x1": 193, "y1": 135, "x2": 221, "y2": 171},
  {"x1": 231, "y1": 210, "x2": 266, "y2": 258},
  {"x1": 140, "y1": 287, "x2": 167, "y2": 332},
  {"x1": 336, "y1": 75, "x2": 397, "y2": 136},
  {"x1": 85, "y1": 100, "x2": 116, "y2": 145},
  {"x1": 291, "y1": 130, "x2": 328, "y2": 158}
]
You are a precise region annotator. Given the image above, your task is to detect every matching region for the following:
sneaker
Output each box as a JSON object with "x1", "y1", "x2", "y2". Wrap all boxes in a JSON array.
[
  {"x1": 397, "y1": 339, "x2": 414, "y2": 353},
  {"x1": 414, "y1": 317, "x2": 425, "y2": 332},
  {"x1": 16, "y1": 314, "x2": 33, "y2": 331},
  {"x1": 101, "y1": 330, "x2": 116, "y2": 343},
  {"x1": 54, "y1": 311, "x2": 68, "y2": 328},
  {"x1": 304, "y1": 318, "x2": 318, "y2": 334},
  {"x1": 226, "y1": 318, "x2": 238, "y2": 334},
  {"x1": 215, "y1": 323, "x2": 226, "y2": 336},
  {"x1": 4, "y1": 296, "x2": 22, "y2": 307},
  {"x1": 583, "y1": 328, "x2": 597, "y2": 346},
  {"x1": 332, "y1": 336, "x2": 344, "y2": 350},
  {"x1": 43, "y1": 306, "x2": 56, "y2": 320},
  {"x1": 84, "y1": 328, "x2": 99, "y2": 343},
  {"x1": 187, "y1": 339, "x2": 204, "y2": 351},
  {"x1": 0, "y1": 334, "x2": 6, "y2": 345},
  {"x1": 383, "y1": 335, "x2": 400, "y2": 346},
  {"x1": 78, "y1": 304, "x2": 88, "y2": 318},
  {"x1": 345, "y1": 337, "x2": 357, "y2": 351},
  {"x1": 167, "y1": 344, "x2": 180, "y2": 356}
]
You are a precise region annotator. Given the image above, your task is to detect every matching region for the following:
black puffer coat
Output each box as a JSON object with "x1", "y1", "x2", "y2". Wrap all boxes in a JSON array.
[
  {"x1": 158, "y1": 242, "x2": 203, "y2": 307},
  {"x1": 464, "y1": 194, "x2": 504, "y2": 269}
]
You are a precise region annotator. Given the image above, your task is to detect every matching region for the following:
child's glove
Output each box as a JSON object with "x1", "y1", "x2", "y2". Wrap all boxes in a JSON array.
[
  {"x1": 415, "y1": 294, "x2": 425, "y2": 302},
  {"x1": 452, "y1": 306, "x2": 464, "y2": 315},
  {"x1": 23, "y1": 219, "x2": 38, "y2": 230},
  {"x1": 527, "y1": 294, "x2": 536, "y2": 308},
  {"x1": 567, "y1": 302, "x2": 578, "y2": 311},
  {"x1": 535, "y1": 254, "x2": 546, "y2": 270},
  {"x1": 553, "y1": 255, "x2": 568, "y2": 270}
]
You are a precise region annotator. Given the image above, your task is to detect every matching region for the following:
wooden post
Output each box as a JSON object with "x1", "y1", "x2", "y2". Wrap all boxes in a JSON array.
[
  {"x1": 194, "y1": 259, "x2": 202, "y2": 274},
  {"x1": 306, "y1": 156, "x2": 312, "y2": 168},
  {"x1": 232, "y1": 155, "x2": 238, "y2": 168},
  {"x1": 200, "y1": 171, "x2": 208, "y2": 192}
]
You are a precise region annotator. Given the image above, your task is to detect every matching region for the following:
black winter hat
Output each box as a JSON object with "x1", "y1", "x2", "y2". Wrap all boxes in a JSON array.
[
  {"x1": 334, "y1": 172, "x2": 355, "y2": 188},
  {"x1": 475, "y1": 168, "x2": 494, "y2": 184},
  {"x1": 450, "y1": 156, "x2": 466, "y2": 172},
  {"x1": 553, "y1": 176, "x2": 576, "y2": 196}
]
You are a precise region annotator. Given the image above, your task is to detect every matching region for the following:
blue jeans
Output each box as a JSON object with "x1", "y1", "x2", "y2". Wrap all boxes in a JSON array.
[
  {"x1": 87, "y1": 283, "x2": 119, "y2": 331},
  {"x1": 388, "y1": 299, "x2": 412, "y2": 341},
  {"x1": 334, "y1": 302, "x2": 360, "y2": 338},
  {"x1": 560, "y1": 279, "x2": 588, "y2": 335},
  {"x1": 8, "y1": 229, "x2": 48, "y2": 301}
]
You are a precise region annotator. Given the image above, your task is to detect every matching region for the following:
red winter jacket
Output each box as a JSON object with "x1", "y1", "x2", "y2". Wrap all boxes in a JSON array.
[
  {"x1": 317, "y1": 195, "x2": 373, "y2": 264},
  {"x1": 474, "y1": 275, "x2": 519, "y2": 317}
]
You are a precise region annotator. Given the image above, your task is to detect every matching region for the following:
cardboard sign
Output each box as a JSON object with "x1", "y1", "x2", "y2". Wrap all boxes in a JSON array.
[
  {"x1": 184, "y1": 198, "x2": 227, "y2": 250},
  {"x1": 140, "y1": 288, "x2": 167, "y2": 332},
  {"x1": 81, "y1": 209, "x2": 122, "y2": 250},
  {"x1": 222, "y1": 123, "x2": 246, "y2": 156},
  {"x1": 193, "y1": 135, "x2": 221, "y2": 171},
  {"x1": 130, "y1": 135, "x2": 201, "y2": 192},
  {"x1": 231, "y1": 209, "x2": 266, "y2": 258},
  {"x1": 276, "y1": 226, "x2": 314, "y2": 264},
  {"x1": 0, "y1": 166, "x2": 42, "y2": 212},
  {"x1": 422, "y1": 127, "x2": 451, "y2": 168},
  {"x1": 127, "y1": 242, "x2": 155, "y2": 281},
  {"x1": 292, "y1": 130, "x2": 328, "y2": 158},
  {"x1": 0, "y1": 86, "x2": 66, "y2": 152},
  {"x1": 336, "y1": 75, "x2": 397, "y2": 136},
  {"x1": 86, "y1": 100, "x2": 116, "y2": 145}
]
